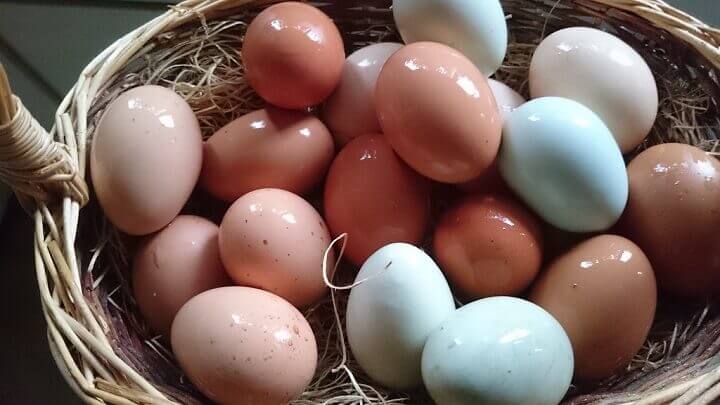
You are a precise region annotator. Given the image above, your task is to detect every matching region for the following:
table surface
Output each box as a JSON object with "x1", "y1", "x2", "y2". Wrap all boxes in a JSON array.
[{"x1": 0, "y1": 1, "x2": 716, "y2": 404}]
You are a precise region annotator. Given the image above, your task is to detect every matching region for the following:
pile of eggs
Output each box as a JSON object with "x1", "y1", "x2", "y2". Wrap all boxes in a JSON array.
[{"x1": 89, "y1": 1, "x2": 720, "y2": 404}]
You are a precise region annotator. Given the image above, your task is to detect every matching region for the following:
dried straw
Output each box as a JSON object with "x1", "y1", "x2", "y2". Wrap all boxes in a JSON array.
[{"x1": 3, "y1": 0, "x2": 720, "y2": 404}]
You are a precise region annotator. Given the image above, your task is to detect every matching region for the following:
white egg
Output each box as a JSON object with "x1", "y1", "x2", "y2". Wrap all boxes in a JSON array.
[
  {"x1": 488, "y1": 79, "x2": 525, "y2": 122},
  {"x1": 422, "y1": 297, "x2": 574, "y2": 405},
  {"x1": 346, "y1": 243, "x2": 455, "y2": 389},
  {"x1": 530, "y1": 27, "x2": 658, "y2": 153},
  {"x1": 498, "y1": 97, "x2": 628, "y2": 232},
  {"x1": 392, "y1": 0, "x2": 508, "y2": 76}
]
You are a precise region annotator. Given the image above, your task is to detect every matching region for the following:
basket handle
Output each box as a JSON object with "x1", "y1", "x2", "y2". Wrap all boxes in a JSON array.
[{"x1": 0, "y1": 63, "x2": 88, "y2": 209}]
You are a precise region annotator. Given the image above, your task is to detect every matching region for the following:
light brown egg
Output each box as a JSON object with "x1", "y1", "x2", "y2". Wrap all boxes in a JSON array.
[
  {"x1": 433, "y1": 194, "x2": 542, "y2": 299},
  {"x1": 172, "y1": 286, "x2": 317, "y2": 405},
  {"x1": 529, "y1": 235, "x2": 657, "y2": 380},
  {"x1": 242, "y1": 2, "x2": 345, "y2": 109},
  {"x1": 324, "y1": 134, "x2": 431, "y2": 265},
  {"x1": 322, "y1": 43, "x2": 403, "y2": 146},
  {"x1": 376, "y1": 42, "x2": 501, "y2": 183},
  {"x1": 623, "y1": 143, "x2": 720, "y2": 296},
  {"x1": 132, "y1": 215, "x2": 230, "y2": 336},
  {"x1": 91, "y1": 85, "x2": 202, "y2": 235},
  {"x1": 219, "y1": 188, "x2": 334, "y2": 307},
  {"x1": 201, "y1": 107, "x2": 335, "y2": 201}
]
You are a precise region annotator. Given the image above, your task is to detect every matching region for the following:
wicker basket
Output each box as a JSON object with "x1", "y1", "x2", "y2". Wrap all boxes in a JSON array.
[{"x1": 1, "y1": 0, "x2": 720, "y2": 403}]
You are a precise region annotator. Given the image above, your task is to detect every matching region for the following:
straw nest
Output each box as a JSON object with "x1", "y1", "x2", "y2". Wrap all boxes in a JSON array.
[{"x1": 3, "y1": 0, "x2": 720, "y2": 404}]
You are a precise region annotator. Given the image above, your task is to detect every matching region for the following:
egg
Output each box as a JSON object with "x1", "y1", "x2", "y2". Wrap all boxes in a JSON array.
[
  {"x1": 201, "y1": 107, "x2": 335, "y2": 201},
  {"x1": 433, "y1": 194, "x2": 543, "y2": 299},
  {"x1": 422, "y1": 297, "x2": 573, "y2": 405},
  {"x1": 499, "y1": 97, "x2": 628, "y2": 232},
  {"x1": 219, "y1": 188, "x2": 333, "y2": 307},
  {"x1": 529, "y1": 235, "x2": 656, "y2": 380},
  {"x1": 623, "y1": 143, "x2": 720, "y2": 296},
  {"x1": 376, "y1": 42, "x2": 502, "y2": 183},
  {"x1": 91, "y1": 85, "x2": 202, "y2": 235},
  {"x1": 323, "y1": 134, "x2": 430, "y2": 265},
  {"x1": 322, "y1": 43, "x2": 403, "y2": 146},
  {"x1": 392, "y1": 0, "x2": 507, "y2": 76},
  {"x1": 346, "y1": 243, "x2": 455, "y2": 389},
  {"x1": 132, "y1": 215, "x2": 230, "y2": 335},
  {"x1": 242, "y1": 2, "x2": 345, "y2": 109},
  {"x1": 488, "y1": 79, "x2": 525, "y2": 122},
  {"x1": 530, "y1": 27, "x2": 658, "y2": 153},
  {"x1": 171, "y1": 287, "x2": 317, "y2": 405}
]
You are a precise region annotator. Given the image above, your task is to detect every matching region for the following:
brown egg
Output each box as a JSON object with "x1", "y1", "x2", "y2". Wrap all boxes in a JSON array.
[
  {"x1": 433, "y1": 194, "x2": 542, "y2": 299},
  {"x1": 324, "y1": 134, "x2": 431, "y2": 265},
  {"x1": 242, "y1": 2, "x2": 345, "y2": 109},
  {"x1": 322, "y1": 43, "x2": 403, "y2": 146},
  {"x1": 91, "y1": 85, "x2": 202, "y2": 235},
  {"x1": 219, "y1": 188, "x2": 334, "y2": 307},
  {"x1": 623, "y1": 143, "x2": 720, "y2": 296},
  {"x1": 172, "y1": 286, "x2": 317, "y2": 405},
  {"x1": 529, "y1": 235, "x2": 657, "y2": 380},
  {"x1": 201, "y1": 107, "x2": 335, "y2": 201},
  {"x1": 455, "y1": 159, "x2": 508, "y2": 194},
  {"x1": 376, "y1": 42, "x2": 501, "y2": 183},
  {"x1": 132, "y1": 216, "x2": 230, "y2": 336}
]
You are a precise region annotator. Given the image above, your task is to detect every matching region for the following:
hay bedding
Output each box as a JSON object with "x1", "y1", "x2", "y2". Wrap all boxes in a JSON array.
[{"x1": 74, "y1": 0, "x2": 720, "y2": 403}]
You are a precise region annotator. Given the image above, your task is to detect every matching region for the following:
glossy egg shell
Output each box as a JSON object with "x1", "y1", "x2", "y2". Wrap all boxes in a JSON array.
[
  {"x1": 171, "y1": 287, "x2": 317, "y2": 405},
  {"x1": 422, "y1": 297, "x2": 573, "y2": 405},
  {"x1": 499, "y1": 97, "x2": 628, "y2": 232},
  {"x1": 392, "y1": 0, "x2": 508, "y2": 76},
  {"x1": 322, "y1": 43, "x2": 403, "y2": 146},
  {"x1": 530, "y1": 235, "x2": 657, "y2": 380},
  {"x1": 133, "y1": 215, "x2": 230, "y2": 336},
  {"x1": 202, "y1": 107, "x2": 335, "y2": 201},
  {"x1": 323, "y1": 134, "x2": 431, "y2": 265},
  {"x1": 530, "y1": 27, "x2": 658, "y2": 153},
  {"x1": 623, "y1": 143, "x2": 720, "y2": 296},
  {"x1": 346, "y1": 243, "x2": 455, "y2": 389},
  {"x1": 488, "y1": 79, "x2": 525, "y2": 122},
  {"x1": 219, "y1": 188, "x2": 334, "y2": 307},
  {"x1": 376, "y1": 42, "x2": 502, "y2": 183},
  {"x1": 242, "y1": 2, "x2": 345, "y2": 109},
  {"x1": 433, "y1": 194, "x2": 543, "y2": 299},
  {"x1": 91, "y1": 85, "x2": 202, "y2": 235}
]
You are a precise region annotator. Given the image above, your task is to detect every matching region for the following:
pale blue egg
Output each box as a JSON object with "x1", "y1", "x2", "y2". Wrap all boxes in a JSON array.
[
  {"x1": 498, "y1": 97, "x2": 628, "y2": 232},
  {"x1": 421, "y1": 297, "x2": 573, "y2": 405}
]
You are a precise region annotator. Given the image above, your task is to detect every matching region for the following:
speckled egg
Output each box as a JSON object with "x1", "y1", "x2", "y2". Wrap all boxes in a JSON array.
[
  {"x1": 171, "y1": 286, "x2": 317, "y2": 405},
  {"x1": 219, "y1": 188, "x2": 334, "y2": 307}
]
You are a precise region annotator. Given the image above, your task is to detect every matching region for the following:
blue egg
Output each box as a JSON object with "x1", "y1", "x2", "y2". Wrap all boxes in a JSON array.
[
  {"x1": 421, "y1": 297, "x2": 574, "y2": 405},
  {"x1": 498, "y1": 97, "x2": 628, "y2": 232}
]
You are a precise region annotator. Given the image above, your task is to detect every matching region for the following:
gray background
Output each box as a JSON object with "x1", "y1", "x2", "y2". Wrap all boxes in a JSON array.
[{"x1": 0, "y1": 0, "x2": 716, "y2": 404}]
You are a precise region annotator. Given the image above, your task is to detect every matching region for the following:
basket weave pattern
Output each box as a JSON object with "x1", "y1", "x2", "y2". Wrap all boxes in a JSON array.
[{"x1": 2, "y1": 0, "x2": 720, "y2": 404}]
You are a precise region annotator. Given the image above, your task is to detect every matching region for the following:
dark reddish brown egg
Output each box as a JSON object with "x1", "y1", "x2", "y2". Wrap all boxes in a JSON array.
[
  {"x1": 433, "y1": 194, "x2": 542, "y2": 299},
  {"x1": 324, "y1": 134, "x2": 431, "y2": 265},
  {"x1": 623, "y1": 143, "x2": 720, "y2": 296},
  {"x1": 242, "y1": 2, "x2": 345, "y2": 109},
  {"x1": 376, "y1": 42, "x2": 501, "y2": 183},
  {"x1": 201, "y1": 107, "x2": 334, "y2": 201},
  {"x1": 529, "y1": 235, "x2": 657, "y2": 380}
]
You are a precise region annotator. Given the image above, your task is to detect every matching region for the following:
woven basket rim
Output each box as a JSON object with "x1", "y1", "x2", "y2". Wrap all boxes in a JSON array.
[{"x1": 5, "y1": 0, "x2": 720, "y2": 404}]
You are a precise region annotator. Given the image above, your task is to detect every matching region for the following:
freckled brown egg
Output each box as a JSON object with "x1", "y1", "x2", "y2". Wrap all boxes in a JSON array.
[
  {"x1": 622, "y1": 143, "x2": 720, "y2": 296},
  {"x1": 323, "y1": 134, "x2": 431, "y2": 265},
  {"x1": 132, "y1": 215, "x2": 231, "y2": 336},
  {"x1": 91, "y1": 85, "x2": 202, "y2": 235},
  {"x1": 376, "y1": 42, "x2": 501, "y2": 183},
  {"x1": 219, "y1": 188, "x2": 334, "y2": 307},
  {"x1": 242, "y1": 2, "x2": 345, "y2": 109},
  {"x1": 529, "y1": 235, "x2": 657, "y2": 380},
  {"x1": 433, "y1": 194, "x2": 542, "y2": 299},
  {"x1": 171, "y1": 286, "x2": 317, "y2": 405},
  {"x1": 201, "y1": 107, "x2": 335, "y2": 201}
]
